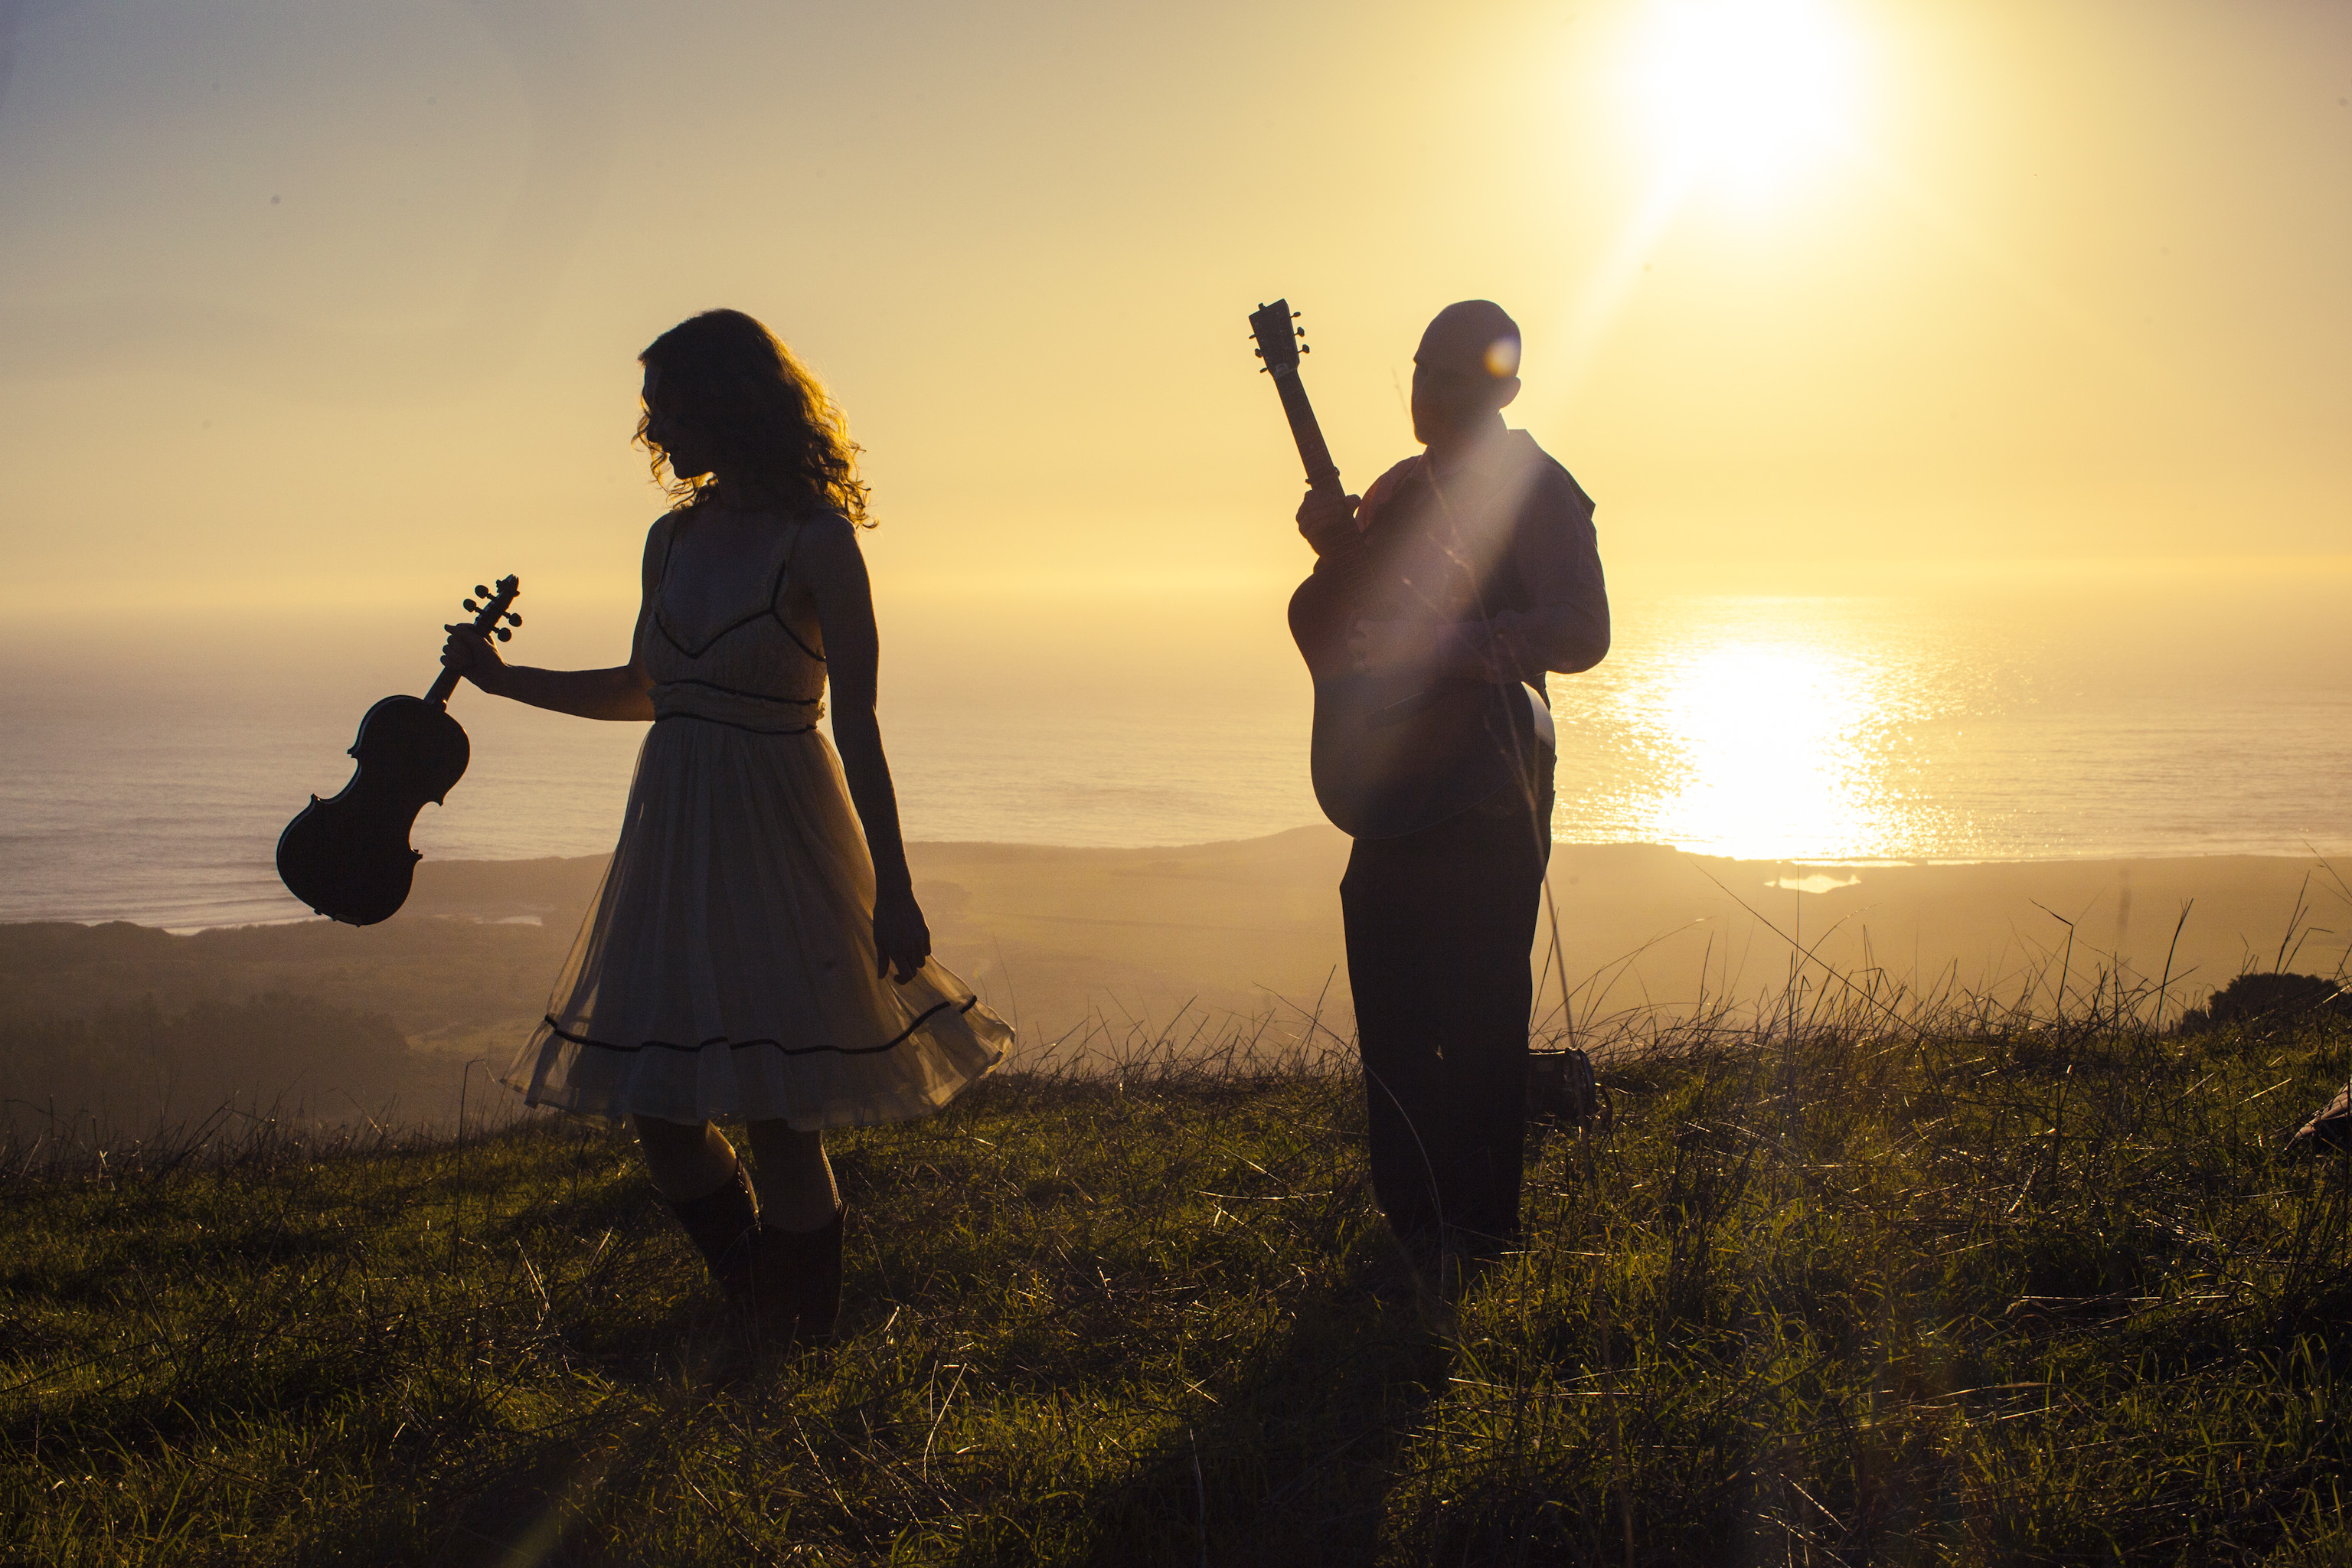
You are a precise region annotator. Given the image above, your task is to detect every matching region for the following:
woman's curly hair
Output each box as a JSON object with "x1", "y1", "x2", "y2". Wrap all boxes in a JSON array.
[{"x1": 636, "y1": 309, "x2": 872, "y2": 525}]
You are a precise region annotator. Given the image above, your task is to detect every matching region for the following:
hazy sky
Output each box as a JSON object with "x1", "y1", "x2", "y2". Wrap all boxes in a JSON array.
[{"x1": 2, "y1": 0, "x2": 2347, "y2": 666}]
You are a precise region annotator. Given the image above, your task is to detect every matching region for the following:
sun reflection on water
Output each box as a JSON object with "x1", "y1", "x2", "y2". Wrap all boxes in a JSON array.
[
  {"x1": 1553, "y1": 597, "x2": 1994, "y2": 861},
  {"x1": 1640, "y1": 639, "x2": 1900, "y2": 857}
]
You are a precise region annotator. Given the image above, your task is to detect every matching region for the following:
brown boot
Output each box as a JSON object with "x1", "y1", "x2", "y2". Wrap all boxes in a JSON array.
[
  {"x1": 748, "y1": 1204, "x2": 844, "y2": 1345},
  {"x1": 662, "y1": 1159, "x2": 762, "y2": 1305}
]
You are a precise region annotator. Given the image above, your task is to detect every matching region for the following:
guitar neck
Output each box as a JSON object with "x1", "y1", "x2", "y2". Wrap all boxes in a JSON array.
[{"x1": 1270, "y1": 363, "x2": 1344, "y2": 500}]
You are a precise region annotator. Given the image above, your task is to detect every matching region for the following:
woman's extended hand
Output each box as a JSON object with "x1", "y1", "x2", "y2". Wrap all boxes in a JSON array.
[
  {"x1": 872, "y1": 885, "x2": 932, "y2": 984},
  {"x1": 440, "y1": 622, "x2": 508, "y2": 692}
]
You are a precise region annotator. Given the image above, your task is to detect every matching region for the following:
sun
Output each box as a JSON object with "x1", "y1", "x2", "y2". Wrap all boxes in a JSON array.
[{"x1": 1628, "y1": 0, "x2": 1864, "y2": 198}]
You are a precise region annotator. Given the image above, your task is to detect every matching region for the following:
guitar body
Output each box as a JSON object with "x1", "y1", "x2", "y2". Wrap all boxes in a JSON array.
[
  {"x1": 1289, "y1": 575, "x2": 1530, "y2": 841},
  {"x1": 276, "y1": 695, "x2": 470, "y2": 926},
  {"x1": 276, "y1": 576, "x2": 521, "y2": 926}
]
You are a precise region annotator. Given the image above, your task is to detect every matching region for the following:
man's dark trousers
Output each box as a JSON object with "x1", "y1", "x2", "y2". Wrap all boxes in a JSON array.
[{"x1": 1341, "y1": 775, "x2": 1553, "y2": 1253}]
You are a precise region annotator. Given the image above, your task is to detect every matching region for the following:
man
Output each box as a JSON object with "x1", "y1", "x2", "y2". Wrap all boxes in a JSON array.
[{"x1": 1292, "y1": 299, "x2": 1609, "y2": 1276}]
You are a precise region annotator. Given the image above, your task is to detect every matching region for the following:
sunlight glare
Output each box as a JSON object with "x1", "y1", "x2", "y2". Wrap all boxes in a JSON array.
[
  {"x1": 1630, "y1": 0, "x2": 1863, "y2": 198},
  {"x1": 1615, "y1": 633, "x2": 1909, "y2": 861}
]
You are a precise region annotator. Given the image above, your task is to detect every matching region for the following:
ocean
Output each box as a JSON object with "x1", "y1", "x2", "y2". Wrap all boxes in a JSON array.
[{"x1": 5, "y1": 586, "x2": 2347, "y2": 930}]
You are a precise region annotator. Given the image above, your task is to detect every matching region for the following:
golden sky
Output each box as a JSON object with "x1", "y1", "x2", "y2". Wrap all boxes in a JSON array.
[{"x1": 1, "y1": 0, "x2": 2347, "y2": 657}]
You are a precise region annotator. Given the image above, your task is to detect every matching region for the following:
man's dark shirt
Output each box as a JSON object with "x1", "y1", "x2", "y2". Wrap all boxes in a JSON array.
[{"x1": 1325, "y1": 427, "x2": 1609, "y2": 688}]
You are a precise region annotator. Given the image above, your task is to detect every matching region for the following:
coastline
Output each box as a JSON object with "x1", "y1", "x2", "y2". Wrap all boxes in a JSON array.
[{"x1": 8, "y1": 829, "x2": 2341, "y2": 1065}]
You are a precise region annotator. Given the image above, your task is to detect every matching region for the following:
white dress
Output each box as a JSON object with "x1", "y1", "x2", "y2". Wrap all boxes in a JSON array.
[{"x1": 503, "y1": 508, "x2": 1011, "y2": 1129}]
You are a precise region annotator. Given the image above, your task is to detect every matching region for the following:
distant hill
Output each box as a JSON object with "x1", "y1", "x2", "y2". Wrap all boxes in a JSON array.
[{"x1": 0, "y1": 857, "x2": 607, "y2": 1141}]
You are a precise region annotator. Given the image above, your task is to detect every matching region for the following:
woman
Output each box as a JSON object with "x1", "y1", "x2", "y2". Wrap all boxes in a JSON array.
[{"x1": 441, "y1": 309, "x2": 1009, "y2": 1344}]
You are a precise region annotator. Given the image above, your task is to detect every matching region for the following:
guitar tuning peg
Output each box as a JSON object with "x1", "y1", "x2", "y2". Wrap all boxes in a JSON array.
[
  {"x1": 1291, "y1": 311, "x2": 1301, "y2": 318},
  {"x1": 1301, "y1": 343, "x2": 1311, "y2": 352},
  {"x1": 505, "y1": 612, "x2": 522, "y2": 626},
  {"x1": 462, "y1": 599, "x2": 479, "y2": 612},
  {"x1": 494, "y1": 626, "x2": 511, "y2": 642},
  {"x1": 1253, "y1": 349, "x2": 1264, "y2": 358}
]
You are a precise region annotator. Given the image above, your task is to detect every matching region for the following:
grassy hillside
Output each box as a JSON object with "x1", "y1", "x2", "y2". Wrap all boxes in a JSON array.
[
  {"x1": 0, "y1": 995, "x2": 455, "y2": 1145},
  {"x1": 0, "y1": 872, "x2": 589, "y2": 1138},
  {"x1": 6, "y1": 988, "x2": 2352, "y2": 1565},
  {"x1": 0, "y1": 916, "x2": 572, "y2": 1050}
]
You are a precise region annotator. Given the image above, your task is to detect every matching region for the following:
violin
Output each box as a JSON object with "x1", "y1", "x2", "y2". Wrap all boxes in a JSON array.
[{"x1": 276, "y1": 577, "x2": 522, "y2": 926}]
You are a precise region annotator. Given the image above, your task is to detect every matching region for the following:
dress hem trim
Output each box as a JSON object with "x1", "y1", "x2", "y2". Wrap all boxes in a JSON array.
[{"x1": 541, "y1": 995, "x2": 982, "y2": 1058}]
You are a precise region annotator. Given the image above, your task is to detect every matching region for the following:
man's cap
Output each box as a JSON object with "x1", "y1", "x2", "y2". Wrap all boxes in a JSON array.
[{"x1": 1416, "y1": 299, "x2": 1521, "y2": 380}]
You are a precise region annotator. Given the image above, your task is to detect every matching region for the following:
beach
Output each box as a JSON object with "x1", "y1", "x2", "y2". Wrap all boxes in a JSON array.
[{"x1": 11, "y1": 832, "x2": 2334, "y2": 1100}]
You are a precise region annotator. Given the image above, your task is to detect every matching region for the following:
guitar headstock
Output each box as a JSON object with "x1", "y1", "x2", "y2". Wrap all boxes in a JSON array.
[
  {"x1": 1249, "y1": 299, "x2": 1308, "y2": 375},
  {"x1": 459, "y1": 575, "x2": 523, "y2": 643}
]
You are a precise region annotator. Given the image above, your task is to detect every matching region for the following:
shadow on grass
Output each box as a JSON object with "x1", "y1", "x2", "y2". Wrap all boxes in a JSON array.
[
  {"x1": 296, "y1": 1298, "x2": 756, "y2": 1568},
  {"x1": 421, "y1": 1390, "x2": 691, "y2": 1568},
  {"x1": 425, "y1": 1384, "x2": 748, "y2": 1568},
  {"x1": 1074, "y1": 1238, "x2": 1455, "y2": 1568}
]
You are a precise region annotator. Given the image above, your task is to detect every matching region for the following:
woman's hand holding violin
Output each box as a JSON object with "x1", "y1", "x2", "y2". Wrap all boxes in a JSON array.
[
  {"x1": 871, "y1": 885, "x2": 932, "y2": 984},
  {"x1": 440, "y1": 622, "x2": 510, "y2": 694}
]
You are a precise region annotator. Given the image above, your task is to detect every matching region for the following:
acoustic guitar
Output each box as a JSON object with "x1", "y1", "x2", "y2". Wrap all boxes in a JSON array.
[
  {"x1": 1249, "y1": 300, "x2": 1542, "y2": 840},
  {"x1": 276, "y1": 577, "x2": 521, "y2": 925}
]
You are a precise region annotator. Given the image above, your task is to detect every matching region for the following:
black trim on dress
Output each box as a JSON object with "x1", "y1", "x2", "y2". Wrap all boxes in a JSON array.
[
  {"x1": 655, "y1": 516, "x2": 827, "y2": 662},
  {"x1": 655, "y1": 677, "x2": 819, "y2": 704},
  {"x1": 542, "y1": 995, "x2": 981, "y2": 1057},
  {"x1": 766, "y1": 528, "x2": 827, "y2": 664},
  {"x1": 770, "y1": 612, "x2": 827, "y2": 666},
  {"x1": 652, "y1": 713, "x2": 818, "y2": 737},
  {"x1": 657, "y1": 603, "x2": 792, "y2": 661}
]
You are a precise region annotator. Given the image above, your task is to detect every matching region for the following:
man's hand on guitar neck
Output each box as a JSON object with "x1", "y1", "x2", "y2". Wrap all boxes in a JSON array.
[{"x1": 1295, "y1": 487, "x2": 1363, "y2": 557}]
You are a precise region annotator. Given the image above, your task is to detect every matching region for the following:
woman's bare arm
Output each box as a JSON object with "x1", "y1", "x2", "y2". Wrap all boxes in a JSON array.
[
  {"x1": 797, "y1": 516, "x2": 931, "y2": 982},
  {"x1": 440, "y1": 519, "x2": 665, "y2": 720}
]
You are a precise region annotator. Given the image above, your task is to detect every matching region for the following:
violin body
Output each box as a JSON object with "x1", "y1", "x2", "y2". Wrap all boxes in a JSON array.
[
  {"x1": 276, "y1": 695, "x2": 471, "y2": 926},
  {"x1": 276, "y1": 575, "x2": 520, "y2": 926}
]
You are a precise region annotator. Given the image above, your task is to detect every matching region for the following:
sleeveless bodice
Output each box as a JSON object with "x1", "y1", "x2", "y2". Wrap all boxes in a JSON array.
[{"x1": 644, "y1": 512, "x2": 826, "y2": 733}]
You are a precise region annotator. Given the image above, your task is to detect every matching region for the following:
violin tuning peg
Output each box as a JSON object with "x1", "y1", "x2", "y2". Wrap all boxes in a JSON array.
[
  {"x1": 475, "y1": 584, "x2": 490, "y2": 598},
  {"x1": 494, "y1": 626, "x2": 511, "y2": 642},
  {"x1": 462, "y1": 599, "x2": 479, "y2": 612},
  {"x1": 505, "y1": 612, "x2": 522, "y2": 626}
]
